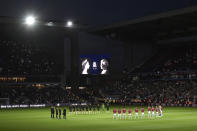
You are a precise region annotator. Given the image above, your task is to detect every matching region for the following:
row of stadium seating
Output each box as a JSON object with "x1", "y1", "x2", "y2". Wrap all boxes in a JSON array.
[
  {"x1": 0, "y1": 39, "x2": 59, "y2": 75},
  {"x1": 0, "y1": 78, "x2": 196, "y2": 106},
  {"x1": 0, "y1": 84, "x2": 101, "y2": 105},
  {"x1": 0, "y1": 86, "x2": 82, "y2": 104},
  {"x1": 133, "y1": 45, "x2": 197, "y2": 73},
  {"x1": 106, "y1": 79, "x2": 196, "y2": 105}
]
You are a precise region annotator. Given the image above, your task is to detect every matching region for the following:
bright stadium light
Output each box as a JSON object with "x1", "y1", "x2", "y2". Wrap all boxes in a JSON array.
[
  {"x1": 66, "y1": 20, "x2": 73, "y2": 27},
  {"x1": 25, "y1": 16, "x2": 36, "y2": 26}
]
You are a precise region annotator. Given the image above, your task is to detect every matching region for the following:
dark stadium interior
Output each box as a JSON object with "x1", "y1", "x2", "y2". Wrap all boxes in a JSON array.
[
  {"x1": 1, "y1": 1, "x2": 197, "y2": 131},
  {"x1": 0, "y1": 7, "x2": 197, "y2": 106},
  {"x1": 0, "y1": 1, "x2": 197, "y2": 109}
]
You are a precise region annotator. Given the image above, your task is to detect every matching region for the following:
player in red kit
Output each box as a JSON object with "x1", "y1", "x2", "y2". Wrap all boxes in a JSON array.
[
  {"x1": 148, "y1": 106, "x2": 151, "y2": 119},
  {"x1": 135, "y1": 107, "x2": 139, "y2": 119},
  {"x1": 122, "y1": 108, "x2": 126, "y2": 120},
  {"x1": 141, "y1": 107, "x2": 145, "y2": 119},
  {"x1": 118, "y1": 108, "x2": 121, "y2": 119},
  {"x1": 152, "y1": 106, "x2": 155, "y2": 117},
  {"x1": 113, "y1": 108, "x2": 117, "y2": 119},
  {"x1": 128, "y1": 108, "x2": 132, "y2": 119},
  {"x1": 156, "y1": 106, "x2": 159, "y2": 117}
]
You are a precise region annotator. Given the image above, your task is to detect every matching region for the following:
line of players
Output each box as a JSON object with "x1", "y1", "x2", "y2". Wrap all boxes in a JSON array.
[
  {"x1": 51, "y1": 104, "x2": 107, "y2": 119},
  {"x1": 51, "y1": 107, "x2": 67, "y2": 119},
  {"x1": 113, "y1": 106, "x2": 163, "y2": 119},
  {"x1": 68, "y1": 104, "x2": 105, "y2": 114}
]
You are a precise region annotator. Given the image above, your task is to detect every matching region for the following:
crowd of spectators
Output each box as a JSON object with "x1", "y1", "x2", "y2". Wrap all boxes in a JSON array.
[
  {"x1": 106, "y1": 79, "x2": 197, "y2": 106},
  {"x1": 0, "y1": 39, "x2": 58, "y2": 76},
  {"x1": 155, "y1": 46, "x2": 197, "y2": 73},
  {"x1": 1, "y1": 78, "x2": 196, "y2": 106},
  {"x1": 0, "y1": 40, "x2": 197, "y2": 107},
  {"x1": 0, "y1": 85, "x2": 86, "y2": 104},
  {"x1": 0, "y1": 39, "x2": 100, "y2": 105},
  {"x1": 0, "y1": 84, "x2": 101, "y2": 105},
  {"x1": 101, "y1": 45, "x2": 197, "y2": 106}
]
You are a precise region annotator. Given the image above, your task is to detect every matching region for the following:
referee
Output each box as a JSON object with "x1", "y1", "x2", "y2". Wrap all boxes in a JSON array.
[
  {"x1": 56, "y1": 107, "x2": 58, "y2": 119},
  {"x1": 63, "y1": 108, "x2": 66, "y2": 119},
  {"x1": 51, "y1": 106, "x2": 54, "y2": 118}
]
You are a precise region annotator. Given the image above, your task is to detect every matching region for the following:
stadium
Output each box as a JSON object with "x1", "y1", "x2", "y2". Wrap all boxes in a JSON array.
[{"x1": 0, "y1": 1, "x2": 197, "y2": 131}]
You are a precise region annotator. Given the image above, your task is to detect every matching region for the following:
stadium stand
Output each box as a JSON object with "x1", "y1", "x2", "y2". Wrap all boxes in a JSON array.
[
  {"x1": 0, "y1": 39, "x2": 57, "y2": 75},
  {"x1": 1, "y1": 44, "x2": 197, "y2": 106}
]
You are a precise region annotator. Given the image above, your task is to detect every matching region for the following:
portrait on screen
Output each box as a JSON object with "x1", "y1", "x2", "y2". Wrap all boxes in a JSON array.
[
  {"x1": 81, "y1": 59, "x2": 90, "y2": 74},
  {"x1": 80, "y1": 54, "x2": 110, "y2": 75},
  {"x1": 100, "y1": 59, "x2": 109, "y2": 75}
]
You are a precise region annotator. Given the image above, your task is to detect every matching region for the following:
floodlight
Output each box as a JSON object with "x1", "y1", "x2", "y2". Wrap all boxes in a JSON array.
[
  {"x1": 66, "y1": 20, "x2": 73, "y2": 27},
  {"x1": 25, "y1": 16, "x2": 36, "y2": 26}
]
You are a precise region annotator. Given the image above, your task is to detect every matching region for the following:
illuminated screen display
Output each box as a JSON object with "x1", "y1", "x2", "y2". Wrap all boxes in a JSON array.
[{"x1": 80, "y1": 54, "x2": 110, "y2": 75}]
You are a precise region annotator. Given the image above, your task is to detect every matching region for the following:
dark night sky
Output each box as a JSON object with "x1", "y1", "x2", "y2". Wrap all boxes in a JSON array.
[{"x1": 0, "y1": 0, "x2": 196, "y2": 26}]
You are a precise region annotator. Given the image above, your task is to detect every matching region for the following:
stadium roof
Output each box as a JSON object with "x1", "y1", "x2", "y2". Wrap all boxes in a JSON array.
[
  {"x1": 0, "y1": 16, "x2": 87, "y2": 30},
  {"x1": 89, "y1": 5, "x2": 197, "y2": 44}
]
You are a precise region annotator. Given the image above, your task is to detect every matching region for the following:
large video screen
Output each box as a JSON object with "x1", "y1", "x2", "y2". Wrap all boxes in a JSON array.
[{"x1": 80, "y1": 54, "x2": 110, "y2": 75}]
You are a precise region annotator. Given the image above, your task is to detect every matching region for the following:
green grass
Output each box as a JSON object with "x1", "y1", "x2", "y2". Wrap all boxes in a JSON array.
[{"x1": 0, "y1": 107, "x2": 197, "y2": 131}]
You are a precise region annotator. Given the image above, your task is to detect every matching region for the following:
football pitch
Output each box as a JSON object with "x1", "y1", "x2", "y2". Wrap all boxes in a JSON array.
[{"x1": 0, "y1": 107, "x2": 197, "y2": 131}]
